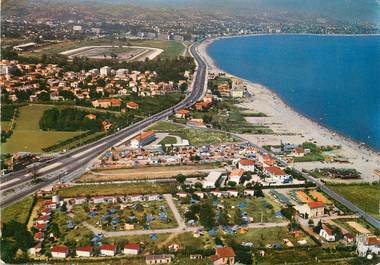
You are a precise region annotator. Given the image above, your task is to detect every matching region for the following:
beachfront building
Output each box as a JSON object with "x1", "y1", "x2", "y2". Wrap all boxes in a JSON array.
[
  {"x1": 130, "y1": 131, "x2": 156, "y2": 148},
  {"x1": 202, "y1": 171, "x2": 223, "y2": 189}
]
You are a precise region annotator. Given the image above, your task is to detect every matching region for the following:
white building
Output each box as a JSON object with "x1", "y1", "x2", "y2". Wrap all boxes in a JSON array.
[
  {"x1": 73, "y1": 25, "x2": 82, "y2": 31},
  {"x1": 229, "y1": 168, "x2": 244, "y2": 184},
  {"x1": 202, "y1": 171, "x2": 223, "y2": 189},
  {"x1": 319, "y1": 225, "x2": 336, "y2": 242},
  {"x1": 356, "y1": 234, "x2": 380, "y2": 257},
  {"x1": 100, "y1": 66, "x2": 112, "y2": 76}
]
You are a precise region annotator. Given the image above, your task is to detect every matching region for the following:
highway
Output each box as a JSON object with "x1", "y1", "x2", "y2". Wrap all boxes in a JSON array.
[{"x1": 0, "y1": 43, "x2": 208, "y2": 208}]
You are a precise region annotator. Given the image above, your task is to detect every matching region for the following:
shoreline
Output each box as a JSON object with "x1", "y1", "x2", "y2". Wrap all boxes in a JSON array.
[{"x1": 197, "y1": 37, "x2": 380, "y2": 183}]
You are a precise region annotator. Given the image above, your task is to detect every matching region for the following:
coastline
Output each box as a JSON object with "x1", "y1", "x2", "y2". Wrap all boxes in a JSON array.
[{"x1": 197, "y1": 37, "x2": 380, "y2": 183}]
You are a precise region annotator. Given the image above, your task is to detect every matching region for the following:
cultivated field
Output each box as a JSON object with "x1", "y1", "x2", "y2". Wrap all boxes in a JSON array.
[
  {"x1": 1, "y1": 105, "x2": 82, "y2": 153},
  {"x1": 77, "y1": 164, "x2": 214, "y2": 183},
  {"x1": 328, "y1": 183, "x2": 380, "y2": 221}
]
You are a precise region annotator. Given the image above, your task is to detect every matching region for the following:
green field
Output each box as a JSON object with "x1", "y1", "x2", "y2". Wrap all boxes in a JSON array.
[
  {"x1": 27, "y1": 39, "x2": 185, "y2": 59},
  {"x1": 58, "y1": 183, "x2": 177, "y2": 198},
  {"x1": 1, "y1": 195, "x2": 35, "y2": 225},
  {"x1": 328, "y1": 183, "x2": 380, "y2": 221},
  {"x1": 1, "y1": 105, "x2": 82, "y2": 153},
  {"x1": 159, "y1": 136, "x2": 178, "y2": 145},
  {"x1": 148, "y1": 121, "x2": 239, "y2": 146}
]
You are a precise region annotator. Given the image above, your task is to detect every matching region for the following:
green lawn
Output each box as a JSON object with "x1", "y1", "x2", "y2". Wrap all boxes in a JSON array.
[
  {"x1": 1, "y1": 195, "x2": 35, "y2": 225},
  {"x1": 159, "y1": 136, "x2": 178, "y2": 145},
  {"x1": 328, "y1": 183, "x2": 380, "y2": 221},
  {"x1": 58, "y1": 183, "x2": 177, "y2": 198},
  {"x1": 1, "y1": 105, "x2": 82, "y2": 153},
  {"x1": 148, "y1": 121, "x2": 239, "y2": 146},
  {"x1": 225, "y1": 226, "x2": 315, "y2": 248}
]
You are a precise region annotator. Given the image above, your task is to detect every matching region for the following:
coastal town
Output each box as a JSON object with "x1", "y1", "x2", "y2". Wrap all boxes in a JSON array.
[{"x1": 1, "y1": 1, "x2": 380, "y2": 265}]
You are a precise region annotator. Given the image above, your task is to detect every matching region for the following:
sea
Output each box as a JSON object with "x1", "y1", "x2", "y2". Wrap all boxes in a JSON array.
[{"x1": 207, "y1": 34, "x2": 380, "y2": 151}]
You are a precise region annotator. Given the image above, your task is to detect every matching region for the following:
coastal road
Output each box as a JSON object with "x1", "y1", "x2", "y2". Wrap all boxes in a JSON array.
[{"x1": 0, "y1": 43, "x2": 208, "y2": 208}]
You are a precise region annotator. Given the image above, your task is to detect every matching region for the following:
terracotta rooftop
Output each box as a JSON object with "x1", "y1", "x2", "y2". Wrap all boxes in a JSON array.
[
  {"x1": 265, "y1": 166, "x2": 286, "y2": 176},
  {"x1": 307, "y1": 201, "x2": 325, "y2": 209},
  {"x1": 239, "y1": 159, "x2": 255, "y2": 166}
]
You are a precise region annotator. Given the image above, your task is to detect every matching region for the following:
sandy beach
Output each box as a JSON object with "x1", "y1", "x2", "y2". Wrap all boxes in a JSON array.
[{"x1": 197, "y1": 38, "x2": 380, "y2": 183}]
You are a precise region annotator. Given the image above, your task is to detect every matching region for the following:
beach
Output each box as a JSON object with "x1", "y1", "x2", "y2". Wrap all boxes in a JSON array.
[{"x1": 197, "y1": 38, "x2": 380, "y2": 183}]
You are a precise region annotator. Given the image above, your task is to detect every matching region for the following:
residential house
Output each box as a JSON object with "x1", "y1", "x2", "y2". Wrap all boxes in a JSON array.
[
  {"x1": 238, "y1": 159, "x2": 255, "y2": 172},
  {"x1": 320, "y1": 225, "x2": 336, "y2": 242},
  {"x1": 263, "y1": 166, "x2": 291, "y2": 183},
  {"x1": 175, "y1": 109, "x2": 190, "y2": 119},
  {"x1": 229, "y1": 168, "x2": 244, "y2": 184},
  {"x1": 295, "y1": 201, "x2": 325, "y2": 219},
  {"x1": 209, "y1": 247, "x2": 236, "y2": 265},
  {"x1": 92, "y1": 98, "x2": 121, "y2": 108},
  {"x1": 356, "y1": 234, "x2": 380, "y2": 257},
  {"x1": 126, "y1": 101, "x2": 139, "y2": 109}
]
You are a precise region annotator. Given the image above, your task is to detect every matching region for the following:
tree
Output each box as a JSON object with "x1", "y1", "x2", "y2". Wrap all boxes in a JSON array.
[
  {"x1": 218, "y1": 210, "x2": 229, "y2": 226},
  {"x1": 234, "y1": 208, "x2": 244, "y2": 225},
  {"x1": 37, "y1": 91, "x2": 50, "y2": 101},
  {"x1": 199, "y1": 201, "x2": 215, "y2": 229},
  {"x1": 227, "y1": 181, "x2": 237, "y2": 187},
  {"x1": 176, "y1": 174, "x2": 186, "y2": 184}
]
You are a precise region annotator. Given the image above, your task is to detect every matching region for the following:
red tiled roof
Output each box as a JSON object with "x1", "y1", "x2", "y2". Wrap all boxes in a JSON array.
[
  {"x1": 100, "y1": 244, "x2": 116, "y2": 251},
  {"x1": 133, "y1": 131, "x2": 155, "y2": 142},
  {"x1": 367, "y1": 236, "x2": 380, "y2": 245},
  {"x1": 230, "y1": 168, "x2": 244, "y2": 177},
  {"x1": 239, "y1": 159, "x2": 255, "y2": 166},
  {"x1": 38, "y1": 215, "x2": 49, "y2": 221},
  {"x1": 307, "y1": 201, "x2": 324, "y2": 209},
  {"x1": 176, "y1": 109, "x2": 189, "y2": 115},
  {"x1": 35, "y1": 223, "x2": 46, "y2": 229},
  {"x1": 124, "y1": 243, "x2": 140, "y2": 250},
  {"x1": 215, "y1": 247, "x2": 236, "y2": 258},
  {"x1": 76, "y1": 246, "x2": 93, "y2": 252},
  {"x1": 265, "y1": 166, "x2": 286, "y2": 176},
  {"x1": 127, "y1": 101, "x2": 139, "y2": 107},
  {"x1": 322, "y1": 225, "x2": 334, "y2": 236},
  {"x1": 51, "y1": 245, "x2": 68, "y2": 253},
  {"x1": 34, "y1": 232, "x2": 44, "y2": 239}
]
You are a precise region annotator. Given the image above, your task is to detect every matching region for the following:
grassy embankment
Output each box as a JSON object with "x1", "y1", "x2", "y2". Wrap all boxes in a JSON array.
[
  {"x1": 1, "y1": 195, "x2": 35, "y2": 225},
  {"x1": 327, "y1": 182, "x2": 380, "y2": 221}
]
